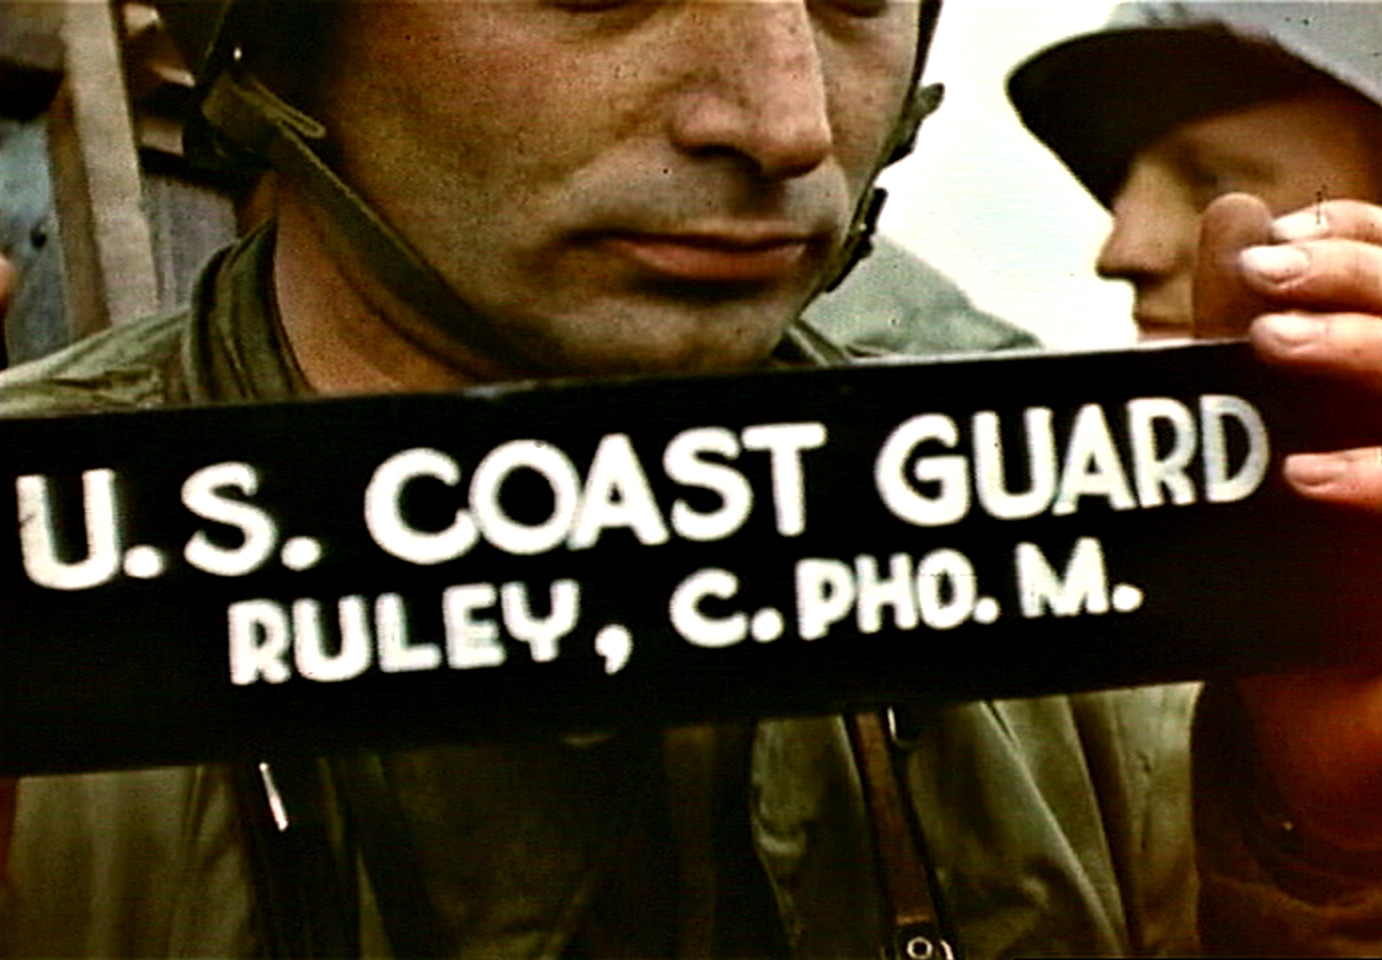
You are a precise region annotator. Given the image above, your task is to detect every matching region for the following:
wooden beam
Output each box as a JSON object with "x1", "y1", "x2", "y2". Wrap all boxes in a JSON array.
[{"x1": 46, "y1": 0, "x2": 159, "y2": 338}]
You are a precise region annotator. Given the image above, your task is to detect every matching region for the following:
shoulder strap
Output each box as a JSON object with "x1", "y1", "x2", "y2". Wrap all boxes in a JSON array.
[
  {"x1": 233, "y1": 752, "x2": 456, "y2": 959},
  {"x1": 231, "y1": 758, "x2": 361, "y2": 958},
  {"x1": 846, "y1": 709, "x2": 960, "y2": 960},
  {"x1": 201, "y1": 71, "x2": 534, "y2": 375},
  {"x1": 327, "y1": 751, "x2": 453, "y2": 959}
]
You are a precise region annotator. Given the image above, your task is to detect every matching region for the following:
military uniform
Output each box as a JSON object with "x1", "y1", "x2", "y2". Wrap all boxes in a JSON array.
[{"x1": 0, "y1": 223, "x2": 1215, "y2": 958}]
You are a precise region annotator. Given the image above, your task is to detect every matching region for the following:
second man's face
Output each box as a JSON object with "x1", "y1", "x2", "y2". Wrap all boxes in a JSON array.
[
  {"x1": 1095, "y1": 87, "x2": 1382, "y2": 339},
  {"x1": 311, "y1": 0, "x2": 920, "y2": 380}
]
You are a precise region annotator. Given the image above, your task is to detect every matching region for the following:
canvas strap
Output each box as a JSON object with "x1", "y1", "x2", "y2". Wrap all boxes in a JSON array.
[
  {"x1": 201, "y1": 71, "x2": 534, "y2": 374},
  {"x1": 846, "y1": 709, "x2": 959, "y2": 960}
]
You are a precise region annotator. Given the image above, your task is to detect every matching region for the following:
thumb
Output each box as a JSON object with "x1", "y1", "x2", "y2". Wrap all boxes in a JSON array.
[
  {"x1": 0, "y1": 254, "x2": 13, "y2": 323},
  {"x1": 1194, "y1": 193, "x2": 1275, "y2": 339}
]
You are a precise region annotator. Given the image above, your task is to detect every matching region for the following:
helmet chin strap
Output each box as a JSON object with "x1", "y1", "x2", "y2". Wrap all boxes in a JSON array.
[
  {"x1": 201, "y1": 69, "x2": 541, "y2": 376},
  {"x1": 819, "y1": 0, "x2": 946, "y2": 295},
  {"x1": 202, "y1": 67, "x2": 943, "y2": 375},
  {"x1": 818, "y1": 80, "x2": 944, "y2": 294}
]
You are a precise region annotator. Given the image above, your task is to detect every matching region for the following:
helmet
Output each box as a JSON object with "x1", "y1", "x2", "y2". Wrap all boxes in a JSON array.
[
  {"x1": 155, "y1": 0, "x2": 943, "y2": 167},
  {"x1": 1008, "y1": 1, "x2": 1382, "y2": 208},
  {"x1": 150, "y1": 0, "x2": 946, "y2": 361}
]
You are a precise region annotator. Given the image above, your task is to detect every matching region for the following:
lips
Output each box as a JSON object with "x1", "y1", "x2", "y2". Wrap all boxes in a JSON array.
[{"x1": 605, "y1": 231, "x2": 811, "y2": 284}]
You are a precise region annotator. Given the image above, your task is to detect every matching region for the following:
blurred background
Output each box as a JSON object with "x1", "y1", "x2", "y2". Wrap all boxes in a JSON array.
[{"x1": 881, "y1": 0, "x2": 1130, "y2": 350}]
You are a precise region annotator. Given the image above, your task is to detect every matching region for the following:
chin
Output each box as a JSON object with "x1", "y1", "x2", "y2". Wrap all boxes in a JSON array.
[
  {"x1": 571, "y1": 341, "x2": 774, "y2": 378},
  {"x1": 1135, "y1": 319, "x2": 1195, "y2": 342},
  {"x1": 530, "y1": 301, "x2": 795, "y2": 377},
  {"x1": 554, "y1": 330, "x2": 781, "y2": 378}
]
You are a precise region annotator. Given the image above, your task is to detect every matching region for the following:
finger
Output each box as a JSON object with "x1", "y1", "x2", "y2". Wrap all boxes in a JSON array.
[
  {"x1": 1240, "y1": 237, "x2": 1382, "y2": 312},
  {"x1": 1250, "y1": 311, "x2": 1382, "y2": 390},
  {"x1": 0, "y1": 254, "x2": 13, "y2": 321},
  {"x1": 1194, "y1": 193, "x2": 1275, "y2": 338},
  {"x1": 1273, "y1": 198, "x2": 1382, "y2": 245},
  {"x1": 1283, "y1": 447, "x2": 1382, "y2": 512}
]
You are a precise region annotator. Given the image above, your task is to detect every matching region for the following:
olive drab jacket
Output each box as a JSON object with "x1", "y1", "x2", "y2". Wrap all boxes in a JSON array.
[{"x1": 0, "y1": 226, "x2": 1376, "y2": 958}]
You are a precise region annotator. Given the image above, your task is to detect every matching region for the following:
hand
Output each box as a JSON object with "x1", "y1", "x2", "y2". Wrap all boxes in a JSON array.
[
  {"x1": 1197, "y1": 195, "x2": 1382, "y2": 853},
  {"x1": 1205, "y1": 193, "x2": 1382, "y2": 511},
  {"x1": 0, "y1": 252, "x2": 13, "y2": 323},
  {"x1": 1193, "y1": 192, "x2": 1276, "y2": 339}
]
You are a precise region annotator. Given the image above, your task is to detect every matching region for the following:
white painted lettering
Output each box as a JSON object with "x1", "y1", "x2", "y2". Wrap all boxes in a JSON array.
[
  {"x1": 1201, "y1": 395, "x2": 1269, "y2": 503},
  {"x1": 375, "y1": 593, "x2": 437, "y2": 672},
  {"x1": 365, "y1": 448, "x2": 478, "y2": 565},
  {"x1": 228, "y1": 598, "x2": 292, "y2": 685},
  {"x1": 501, "y1": 580, "x2": 579, "y2": 663},
  {"x1": 1053, "y1": 405, "x2": 1136, "y2": 516},
  {"x1": 1128, "y1": 398, "x2": 1197, "y2": 508},
  {"x1": 443, "y1": 583, "x2": 507, "y2": 669},
  {"x1": 470, "y1": 441, "x2": 580, "y2": 556},
  {"x1": 794, "y1": 557, "x2": 856, "y2": 641},
  {"x1": 875, "y1": 414, "x2": 969, "y2": 527},
  {"x1": 915, "y1": 549, "x2": 978, "y2": 630},
  {"x1": 854, "y1": 553, "x2": 918, "y2": 634},
  {"x1": 292, "y1": 596, "x2": 372, "y2": 682},
  {"x1": 741, "y1": 422, "x2": 826, "y2": 536},
  {"x1": 1016, "y1": 538, "x2": 1110, "y2": 618},
  {"x1": 973, "y1": 408, "x2": 1057, "y2": 520},
  {"x1": 665, "y1": 427, "x2": 753, "y2": 542},
  {"x1": 17, "y1": 468, "x2": 122, "y2": 590},
  {"x1": 183, "y1": 463, "x2": 279, "y2": 576},
  {"x1": 569, "y1": 434, "x2": 670, "y2": 550},
  {"x1": 670, "y1": 568, "x2": 747, "y2": 648}
]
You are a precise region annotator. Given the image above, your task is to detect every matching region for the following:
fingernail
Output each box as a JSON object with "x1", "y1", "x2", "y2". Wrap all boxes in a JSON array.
[
  {"x1": 1272, "y1": 209, "x2": 1329, "y2": 242},
  {"x1": 1241, "y1": 245, "x2": 1311, "y2": 284},
  {"x1": 1285, "y1": 454, "x2": 1346, "y2": 488},
  {"x1": 1259, "y1": 313, "x2": 1323, "y2": 348}
]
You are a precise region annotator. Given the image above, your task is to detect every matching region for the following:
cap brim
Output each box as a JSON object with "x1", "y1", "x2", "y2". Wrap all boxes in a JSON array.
[{"x1": 1009, "y1": 26, "x2": 1322, "y2": 207}]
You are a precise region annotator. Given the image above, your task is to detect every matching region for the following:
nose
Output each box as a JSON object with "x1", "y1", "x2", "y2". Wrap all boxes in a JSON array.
[
  {"x1": 1095, "y1": 159, "x2": 1199, "y2": 288},
  {"x1": 670, "y1": 2, "x2": 834, "y2": 180}
]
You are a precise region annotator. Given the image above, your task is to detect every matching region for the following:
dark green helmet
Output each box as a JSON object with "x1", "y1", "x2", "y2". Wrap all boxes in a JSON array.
[{"x1": 157, "y1": 0, "x2": 943, "y2": 169}]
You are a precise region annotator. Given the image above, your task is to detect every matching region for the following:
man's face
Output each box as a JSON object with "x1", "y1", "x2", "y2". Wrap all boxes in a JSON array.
[
  {"x1": 311, "y1": 0, "x2": 920, "y2": 378},
  {"x1": 1094, "y1": 88, "x2": 1382, "y2": 339}
]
